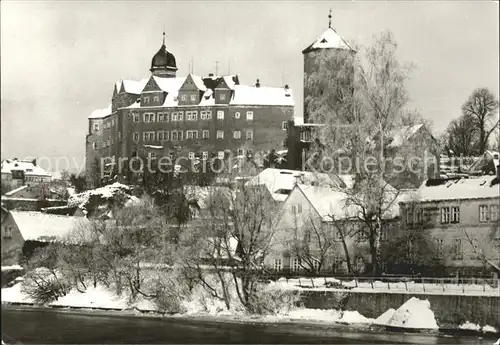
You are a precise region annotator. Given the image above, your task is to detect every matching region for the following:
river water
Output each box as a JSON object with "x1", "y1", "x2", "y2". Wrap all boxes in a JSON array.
[{"x1": 2, "y1": 306, "x2": 497, "y2": 344}]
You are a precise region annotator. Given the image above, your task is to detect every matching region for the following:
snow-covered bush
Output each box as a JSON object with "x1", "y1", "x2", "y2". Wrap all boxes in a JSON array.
[
  {"x1": 21, "y1": 267, "x2": 70, "y2": 304},
  {"x1": 149, "y1": 270, "x2": 190, "y2": 314}
]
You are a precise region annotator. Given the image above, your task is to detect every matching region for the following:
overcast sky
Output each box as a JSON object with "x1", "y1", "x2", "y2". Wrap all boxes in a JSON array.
[{"x1": 1, "y1": 1, "x2": 498, "y2": 173}]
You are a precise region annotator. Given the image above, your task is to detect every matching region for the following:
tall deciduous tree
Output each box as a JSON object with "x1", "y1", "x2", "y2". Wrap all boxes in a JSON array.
[
  {"x1": 461, "y1": 88, "x2": 499, "y2": 154},
  {"x1": 443, "y1": 114, "x2": 480, "y2": 157}
]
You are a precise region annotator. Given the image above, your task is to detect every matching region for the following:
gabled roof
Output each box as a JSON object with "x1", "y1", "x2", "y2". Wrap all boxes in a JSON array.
[
  {"x1": 302, "y1": 27, "x2": 354, "y2": 54},
  {"x1": 230, "y1": 85, "x2": 294, "y2": 106},
  {"x1": 1, "y1": 159, "x2": 51, "y2": 177},
  {"x1": 120, "y1": 78, "x2": 149, "y2": 94},
  {"x1": 245, "y1": 168, "x2": 335, "y2": 202},
  {"x1": 89, "y1": 104, "x2": 112, "y2": 119},
  {"x1": 10, "y1": 211, "x2": 89, "y2": 242},
  {"x1": 407, "y1": 176, "x2": 500, "y2": 202},
  {"x1": 387, "y1": 124, "x2": 425, "y2": 148},
  {"x1": 4, "y1": 185, "x2": 28, "y2": 197}
]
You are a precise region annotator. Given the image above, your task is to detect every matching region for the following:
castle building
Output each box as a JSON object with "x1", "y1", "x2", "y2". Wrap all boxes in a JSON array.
[{"x1": 86, "y1": 33, "x2": 294, "y2": 187}]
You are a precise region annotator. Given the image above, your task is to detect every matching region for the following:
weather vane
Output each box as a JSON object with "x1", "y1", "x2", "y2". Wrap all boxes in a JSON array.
[{"x1": 328, "y1": 9, "x2": 332, "y2": 29}]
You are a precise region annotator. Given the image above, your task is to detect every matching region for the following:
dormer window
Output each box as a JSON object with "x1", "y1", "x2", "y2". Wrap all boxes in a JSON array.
[
  {"x1": 143, "y1": 96, "x2": 150, "y2": 104},
  {"x1": 220, "y1": 93, "x2": 226, "y2": 101},
  {"x1": 154, "y1": 96, "x2": 160, "y2": 103},
  {"x1": 93, "y1": 123, "x2": 99, "y2": 131},
  {"x1": 181, "y1": 94, "x2": 187, "y2": 101},
  {"x1": 190, "y1": 94, "x2": 197, "y2": 102}
]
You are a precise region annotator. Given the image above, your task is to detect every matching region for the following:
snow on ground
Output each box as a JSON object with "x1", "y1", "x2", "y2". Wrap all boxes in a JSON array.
[
  {"x1": 50, "y1": 285, "x2": 128, "y2": 309},
  {"x1": 1, "y1": 282, "x2": 33, "y2": 304},
  {"x1": 269, "y1": 277, "x2": 500, "y2": 296},
  {"x1": 1, "y1": 265, "x2": 23, "y2": 271},
  {"x1": 459, "y1": 321, "x2": 482, "y2": 331},
  {"x1": 373, "y1": 308, "x2": 396, "y2": 326},
  {"x1": 385, "y1": 297, "x2": 438, "y2": 330},
  {"x1": 483, "y1": 325, "x2": 499, "y2": 333}
]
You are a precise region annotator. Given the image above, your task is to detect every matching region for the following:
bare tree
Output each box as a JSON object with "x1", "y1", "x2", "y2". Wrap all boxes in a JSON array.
[
  {"x1": 461, "y1": 88, "x2": 499, "y2": 154},
  {"x1": 443, "y1": 114, "x2": 480, "y2": 157},
  {"x1": 462, "y1": 222, "x2": 500, "y2": 274}
]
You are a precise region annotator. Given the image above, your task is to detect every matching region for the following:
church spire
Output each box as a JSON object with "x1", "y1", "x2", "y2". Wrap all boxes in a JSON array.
[
  {"x1": 328, "y1": 9, "x2": 332, "y2": 29},
  {"x1": 162, "y1": 31, "x2": 166, "y2": 46}
]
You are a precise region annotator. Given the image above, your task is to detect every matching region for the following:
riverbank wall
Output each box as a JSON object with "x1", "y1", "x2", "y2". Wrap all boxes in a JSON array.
[{"x1": 302, "y1": 290, "x2": 500, "y2": 330}]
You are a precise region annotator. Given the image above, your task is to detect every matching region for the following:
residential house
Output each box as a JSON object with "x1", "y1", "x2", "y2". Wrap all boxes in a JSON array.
[
  {"x1": 1, "y1": 158, "x2": 52, "y2": 192},
  {"x1": 1, "y1": 211, "x2": 89, "y2": 266},
  {"x1": 400, "y1": 175, "x2": 500, "y2": 273},
  {"x1": 269, "y1": 181, "x2": 405, "y2": 275}
]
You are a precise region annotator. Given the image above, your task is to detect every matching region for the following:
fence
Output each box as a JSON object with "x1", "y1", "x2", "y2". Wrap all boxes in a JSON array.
[{"x1": 276, "y1": 275, "x2": 500, "y2": 296}]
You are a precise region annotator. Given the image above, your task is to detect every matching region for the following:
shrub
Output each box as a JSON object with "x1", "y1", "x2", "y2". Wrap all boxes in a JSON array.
[
  {"x1": 21, "y1": 267, "x2": 70, "y2": 304},
  {"x1": 248, "y1": 286, "x2": 303, "y2": 315}
]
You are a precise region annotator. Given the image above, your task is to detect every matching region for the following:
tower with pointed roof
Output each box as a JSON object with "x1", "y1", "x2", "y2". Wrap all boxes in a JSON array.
[
  {"x1": 302, "y1": 10, "x2": 354, "y2": 123},
  {"x1": 150, "y1": 32, "x2": 178, "y2": 78}
]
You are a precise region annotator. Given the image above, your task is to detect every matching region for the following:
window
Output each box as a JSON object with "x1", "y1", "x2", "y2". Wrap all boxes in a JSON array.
[
  {"x1": 202, "y1": 130, "x2": 209, "y2": 139},
  {"x1": 233, "y1": 130, "x2": 241, "y2": 139},
  {"x1": 143, "y1": 131, "x2": 155, "y2": 141},
  {"x1": 110, "y1": 138, "x2": 114, "y2": 145},
  {"x1": 148, "y1": 152, "x2": 156, "y2": 160},
  {"x1": 479, "y1": 205, "x2": 489, "y2": 222},
  {"x1": 415, "y1": 208, "x2": 423, "y2": 224},
  {"x1": 451, "y1": 206, "x2": 460, "y2": 223},
  {"x1": 441, "y1": 207, "x2": 450, "y2": 224},
  {"x1": 178, "y1": 111, "x2": 184, "y2": 121},
  {"x1": 452, "y1": 238, "x2": 463, "y2": 260},
  {"x1": 3, "y1": 226, "x2": 12, "y2": 239},
  {"x1": 201, "y1": 110, "x2": 212, "y2": 120},
  {"x1": 217, "y1": 110, "x2": 224, "y2": 120},
  {"x1": 186, "y1": 130, "x2": 198, "y2": 139},
  {"x1": 435, "y1": 239, "x2": 444, "y2": 257},
  {"x1": 297, "y1": 204, "x2": 302, "y2": 214},
  {"x1": 143, "y1": 96, "x2": 149, "y2": 104},
  {"x1": 220, "y1": 93, "x2": 226, "y2": 101},
  {"x1": 92, "y1": 142, "x2": 98, "y2": 150},
  {"x1": 158, "y1": 113, "x2": 164, "y2": 122},
  {"x1": 93, "y1": 123, "x2": 99, "y2": 131},
  {"x1": 273, "y1": 258, "x2": 282, "y2": 271},
  {"x1": 186, "y1": 111, "x2": 198, "y2": 121},
  {"x1": 181, "y1": 94, "x2": 187, "y2": 101},
  {"x1": 161, "y1": 112, "x2": 169, "y2": 122},
  {"x1": 291, "y1": 258, "x2": 301, "y2": 272},
  {"x1": 291, "y1": 205, "x2": 296, "y2": 214},
  {"x1": 171, "y1": 112, "x2": 178, "y2": 121},
  {"x1": 133, "y1": 114, "x2": 140, "y2": 123},
  {"x1": 202, "y1": 151, "x2": 209, "y2": 160},
  {"x1": 356, "y1": 231, "x2": 367, "y2": 243},
  {"x1": 406, "y1": 208, "x2": 414, "y2": 224},
  {"x1": 111, "y1": 119, "x2": 115, "y2": 127},
  {"x1": 188, "y1": 152, "x2": 195, "y2": 160},
  {"x1": 143, "y1": 113, "x2": 155, "y2": 123},
  {"x1": 153, "y1": 96, "x2": 160, "y2": 103},
  {"x1": 282, "y1": 121, "x2": 288, "y2": 130},
  {"x1": 246, "y1": 111, "x2": 253, "y2": 121},
  {"x1": 491, "y1": 205, "x2": 499, "y2": 222},
  {"x1": 218, "y1": 151, "x2": 225, "y2": 159},
  {"x1": 237, "y1": 149, "x2": 245, "y2": 156},
  {"x1": 158, "y1": 131, "x2": 169, "y2": 141},
  {"x1": 217, "y1": 130, "x2": 224, "y2": 139},
  {"x1": 171, "y1": 130, "x2": 183, "y2": 141},
  {"x1": 190, "y1": 94, "x2": 197, "y2": 102},
  {"x1": 235, "y1": 112, "x2": 240, "y2": 119},
  {"x1": 246, "y1": 130, "x2": 253, "y2": 140},
  {"x1": 133, "y1": 132, "x2": 140, "y2": 142}
]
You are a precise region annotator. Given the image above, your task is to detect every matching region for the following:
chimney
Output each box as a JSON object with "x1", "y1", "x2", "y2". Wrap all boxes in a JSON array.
[
  {"x1": 32, "y1": 159, "x2": 37, "y2": 166},
  {"x1": 284, "y1": 84, "x2": 290, "y2": 97},
  {"x1": 255, "y1": 79, "x2": 260, "y2": 88},
  {"x1": 208, "y1": 73, "x2": 214, "y2": 77},
  {"x1": 284, "y1": 84, "x2": 289, "y2": 90}
]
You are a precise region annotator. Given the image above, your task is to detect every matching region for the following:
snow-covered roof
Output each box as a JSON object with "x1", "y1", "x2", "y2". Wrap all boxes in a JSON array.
[
  {"x1": 296, "y1": 183, "x2": 408, "y2": 221},
  {"x1": 230, "y1": 85, "x2": 294, "y2": 106},
  {"x1": 4, "y1": 185, "x2": 28, "y2": 197},
  {"x1": 10, "y1": 211, "x2": 89, "y2": 242},
  {"x1": 89, "y1": 104, "x2": 112, "y2": 119},
  {"x1": 1, "y1": 159, "x2": 51, "y2": 177},
  {"x1": 121, "y1": 78, "x2": 149, "y2": 94},
  {"x1": 222, "y1": 76, "x2": 236, "y2": 90},
  {"x1": 468, "y1": 150, "x2": 499, "y2": 175},
  {"x1": 245, "y1": 169, "x2": 335, "y2": 202},
  {"x1": 303, "y1": 27, "x2": 353, "y2": 52},
  {"x1": 67, "y1": 182, "x2": 132, "y2": 208},
  {"x1": 387, "y1": 124, "x2": 424, "y2": 148},
  {"x1": 408, "y1": 176, "x2": 500, "y2": 202},
  {"x1": 190, "y1": 74, "x2": 207, "y2": 91}
]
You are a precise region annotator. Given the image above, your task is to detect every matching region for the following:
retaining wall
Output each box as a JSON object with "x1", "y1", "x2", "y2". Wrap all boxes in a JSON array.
[{"x1": 302, "y1": 290, "x2": 500, "y2": 329}]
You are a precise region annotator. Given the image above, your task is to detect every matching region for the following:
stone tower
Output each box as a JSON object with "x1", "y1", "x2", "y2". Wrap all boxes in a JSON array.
[{"x1": 301, "y1": 11, "x2": 354, "y2": 123}]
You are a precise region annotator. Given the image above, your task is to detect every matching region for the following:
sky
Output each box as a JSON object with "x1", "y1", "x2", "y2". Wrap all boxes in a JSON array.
[{"x1": 1, "y1": 1, "x2": 499, "y2": 173}]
